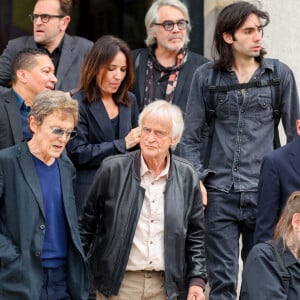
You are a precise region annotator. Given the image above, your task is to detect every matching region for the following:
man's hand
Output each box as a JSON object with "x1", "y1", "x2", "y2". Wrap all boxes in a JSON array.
[
  {"x1": 200, "y1": 181, "x2": 207, "y2": 206},
  {"x1": 125, "y1": 127, "x2": 141, "y2": 149},
  {"x1": 187, "y1": 285, "x2": 205, "y2": 300}
]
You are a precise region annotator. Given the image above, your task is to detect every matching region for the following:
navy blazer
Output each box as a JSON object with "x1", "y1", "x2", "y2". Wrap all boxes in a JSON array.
[
  {"x1": 254, "y1": 136, "x2": 300, "y2": 244},
  {"x1": 67, "y1": 91, "x2": 139, "y2": 213},
  {"x1": 0, "y1": 34, "x2": 93, "y2": 94},
  {"x1": 131, "y1": 48, "x2": 209, "y2": 113},
  {"x1": 0, "y1": 90, "x2": 23, "y2": 149},
  {"x1": 0, "y1": 142, "x2": 88, "y2": 300}
]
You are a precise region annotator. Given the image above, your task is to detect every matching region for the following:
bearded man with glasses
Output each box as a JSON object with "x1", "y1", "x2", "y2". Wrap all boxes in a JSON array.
[
  {"x1": 0, "y1": 0, "x2": 93, "y2": 95},
  {"x1": 131, "y1": 0, "x2": 209, "y2": 128}
]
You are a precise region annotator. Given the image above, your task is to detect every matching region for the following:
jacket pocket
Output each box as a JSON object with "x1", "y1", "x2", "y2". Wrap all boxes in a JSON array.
[
  {"x1": 0, "y1": 253, "x2": 21, "y2": 282},
  {"x1": 255, "y1": 94, "x2": 273, "y2": 122}
]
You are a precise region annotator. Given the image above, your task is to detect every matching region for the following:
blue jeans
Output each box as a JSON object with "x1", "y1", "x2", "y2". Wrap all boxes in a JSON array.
[
  {"x1": 39, "y1": 266, "x2": 71, "y2": 300},
  {"x1": 205, "y1": 189, "x2": 257, "y2": 300}
]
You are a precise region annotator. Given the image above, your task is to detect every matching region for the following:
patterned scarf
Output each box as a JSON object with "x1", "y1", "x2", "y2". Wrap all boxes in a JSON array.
[{"x1": 144, "y1": 46, "x2": 187, "y2": 105}]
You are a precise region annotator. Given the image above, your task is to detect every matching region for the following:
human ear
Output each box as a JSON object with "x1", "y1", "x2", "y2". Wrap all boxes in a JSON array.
[
  {"x1": 296, "y1": 120, "x2": 300, "y2": 135},
  {"x1": 292, "y1": 213, "x2": 300, "y2": 232},
  {"x1": 61, "y1": 16, "x2": 71, "y2": 30},
  {"x1": 222, "y1": 32, "x2": 234, "y2": 44},
  {"x1": 17, "y1": 69, "x2": 28, "y2": 83}
]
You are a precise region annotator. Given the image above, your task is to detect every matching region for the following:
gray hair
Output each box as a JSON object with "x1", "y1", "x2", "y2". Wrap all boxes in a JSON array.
[
  {"x1": 144, "y1": 0, "x2": 191, "y2": 47},
  {"x1": 29, "y1": 90, "x2": 79, "y2": 125},
  {"x1": 138, "y1": 100, "x2": 184, "y2": 150}
]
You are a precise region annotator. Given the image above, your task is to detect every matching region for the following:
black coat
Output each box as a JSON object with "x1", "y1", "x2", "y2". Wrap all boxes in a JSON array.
[
  {"x1": 131, "y1": 48, "x2": 209, "y2": 113},
  {"x1": 67, "y1": 91, "x2": 139, "y2": 213},
  {"x1": 0, "y1": 90, "x2": 23, "y2": 149},
  {"x1": 0, "y1": 142, "x2": 88, "y2": 300},
  {"x1": 254, "y1": 136, "x2": 300, "y2": 244},
  {"x1": 241, "y1": 240, "x2": 300, "y2": 299}
]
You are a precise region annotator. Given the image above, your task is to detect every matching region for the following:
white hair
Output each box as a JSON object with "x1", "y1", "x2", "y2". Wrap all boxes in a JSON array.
[{"x1": 138, "y1": 100, "x2": 184, "y2": 150}]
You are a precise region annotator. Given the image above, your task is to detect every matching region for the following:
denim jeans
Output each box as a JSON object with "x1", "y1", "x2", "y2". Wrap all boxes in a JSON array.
[
  {"x1": 39, "y1": 266, "x2": 71, "y2": 300},
  {"x1": 205, "y1": 189, "x2": 257, "y2": 300}
]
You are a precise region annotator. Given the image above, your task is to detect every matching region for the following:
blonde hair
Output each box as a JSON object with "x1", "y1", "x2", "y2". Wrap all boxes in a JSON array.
[{"x1": 274, "y1": 191, "x2": 300, "y2": 245}]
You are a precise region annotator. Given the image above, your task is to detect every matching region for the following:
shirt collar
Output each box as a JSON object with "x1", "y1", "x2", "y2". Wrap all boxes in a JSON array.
[
  {"x1": 226, "y1": 58, "x2": 274, "y2": 73},
  {"x1": 13, "y1": 90, "x2": 30, "y2": 112},
  {"x1": 283, "y1": 246, "x2": 300, "y2": 268},
  {"x1": 140, "y1": 152, "x2": 170, "y2": 179},
  {"x1": 37, "y1": 35, "x2": 64, "y2": 54}
]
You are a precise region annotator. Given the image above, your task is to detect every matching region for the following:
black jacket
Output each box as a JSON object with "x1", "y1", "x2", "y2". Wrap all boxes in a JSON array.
[
  {"x1": 66, "y1": 90, "x2": 139, "y2": 213},
  {"x1": 241, "y1": 240, "x2": 300, "y2": 299},
  {"x1": 0, "y1": 142, "x2": 88, "y2": 300},
  {"x1": 79, "y1": 150, "x2": 207, "y2": 299},
  {"x1": 254, "y1": 136, "x2": 300, "y2": 244},
  {"x1": 0, "y1": 90, "x2": 23, "y2": 149}
]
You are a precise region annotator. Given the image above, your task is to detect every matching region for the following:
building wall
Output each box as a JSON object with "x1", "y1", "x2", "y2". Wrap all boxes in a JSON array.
[{"x1": 204, "y1": 0, "x2": 300, "y2": 144}]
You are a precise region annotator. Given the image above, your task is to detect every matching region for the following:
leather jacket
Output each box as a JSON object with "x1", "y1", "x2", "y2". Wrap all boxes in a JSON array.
[{"x1": 79, "y1": 150, "x2": 207, "y2": 299}]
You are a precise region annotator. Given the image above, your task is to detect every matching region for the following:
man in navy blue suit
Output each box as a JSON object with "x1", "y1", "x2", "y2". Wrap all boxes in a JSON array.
[{"x1": 254, "y1": 120, "x2": 300, "y2": 244}]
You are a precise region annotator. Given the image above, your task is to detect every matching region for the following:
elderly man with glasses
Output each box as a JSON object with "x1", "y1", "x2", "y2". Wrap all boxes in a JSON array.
[
  {"x1": 0, "y1": 90, "x2": 88, "y2": 300},
  {"x1": 131, "y1": 0, "x2": 209, "y2": 120},
  {"x1": 0, "y1": 0, "x2": 93, "y2": 94}
]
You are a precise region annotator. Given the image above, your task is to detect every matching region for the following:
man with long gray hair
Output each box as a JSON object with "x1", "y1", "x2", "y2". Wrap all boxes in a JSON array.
[{"x1": 131, "y1": 0, "x2": 208, "y2": 114}]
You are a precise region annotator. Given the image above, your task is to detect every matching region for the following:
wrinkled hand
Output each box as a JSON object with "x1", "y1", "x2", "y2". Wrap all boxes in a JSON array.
[
  {"x1": 125, "y1": 127, "x2": 141, "y2": 149},
  {"x1": 187, "y1": 285, "x2": 205, "y2": 300},
  {"x1": 200, "y1": 181, "x2": 207, "y2": 206}
]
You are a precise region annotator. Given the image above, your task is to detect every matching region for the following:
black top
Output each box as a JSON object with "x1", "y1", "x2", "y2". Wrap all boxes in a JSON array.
[{"x1": 240, "y1": 240, "x2": 300, "y2": 299}]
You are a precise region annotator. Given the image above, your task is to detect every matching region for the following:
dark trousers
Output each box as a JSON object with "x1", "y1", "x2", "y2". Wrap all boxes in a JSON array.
[
  {"x1": 205, "y1": 189, "x2": 257, "y2": 300},
  {"x1": 39, "y1": 266, "x2": 71, "y2": 300}
]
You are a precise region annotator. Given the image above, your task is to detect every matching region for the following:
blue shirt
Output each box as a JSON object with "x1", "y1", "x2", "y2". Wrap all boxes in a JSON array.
[
  {"x1": 181, "y1": 59, "x2": 300, "y2": 192},
  {"x1": 32, "y1": 155, "x2": 68, "y2": 268}
]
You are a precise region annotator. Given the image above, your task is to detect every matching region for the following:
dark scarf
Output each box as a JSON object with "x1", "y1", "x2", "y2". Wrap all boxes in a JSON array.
[{"x1": 144, "y1": 46, "x2": 187, "y2": 105}]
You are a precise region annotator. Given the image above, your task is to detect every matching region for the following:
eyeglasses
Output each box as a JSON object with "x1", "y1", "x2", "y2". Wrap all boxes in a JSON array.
[
  {"x1": 152, "y1": 19, "x2": 188, "y2": 31},
  {"x1": 50, "y1": 128, "x2": 77, "y2": 139},
  {"x1": 29, "y1": 14, "x2": 65, "y2": 23}
]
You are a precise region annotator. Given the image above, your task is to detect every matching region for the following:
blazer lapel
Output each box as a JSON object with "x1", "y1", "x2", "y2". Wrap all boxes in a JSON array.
[
  {"x1": 55, "y1": 34, "x2": 75, "y2": 90},
  {"x1": 89, "y1": 100, "x2": 115, "y2": 139},
  {"x1": 16, "y1": 143, "x2": 45, "y2": 217},
  {"x1": 137, "y1": 50, "x2": 148, "y2": 104},
  {"x1": 118, "y1": 105, "x2": 131, "y2": 137},
  {"x1": 57, "y1": 158, "x2": 72, "y2": 214},
  {"x1": 5, "y1": 91, "x2": 23, "y2": 144},
  {"x1": 289, "y1": 137, "x2": 300, "y2": 176}
]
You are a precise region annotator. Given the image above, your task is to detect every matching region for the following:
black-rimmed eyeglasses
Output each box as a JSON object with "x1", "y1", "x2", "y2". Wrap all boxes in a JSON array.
[
  {"x1": 50, "y1": 128, "x2": 77, "y2": 139},
  {"x1": 29, "y1": 14, "x2": 65, "y2": 23},
  {"x1": 152, "y1": 19, "x2": 188, "y2": 31}
]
